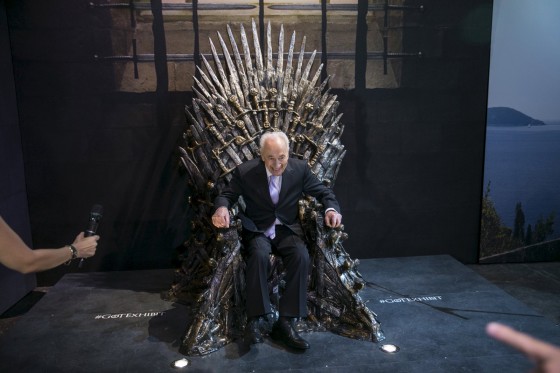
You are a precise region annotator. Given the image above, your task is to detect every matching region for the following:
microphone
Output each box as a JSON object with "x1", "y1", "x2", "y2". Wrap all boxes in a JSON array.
[{"x1": 79, "y1": 204, "x2": 103, "y2": 268}]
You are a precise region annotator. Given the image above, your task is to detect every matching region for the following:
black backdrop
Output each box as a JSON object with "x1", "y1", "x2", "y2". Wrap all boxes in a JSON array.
[{"x1": 1, "y1": 0, "x2": 493, "y2": 287}]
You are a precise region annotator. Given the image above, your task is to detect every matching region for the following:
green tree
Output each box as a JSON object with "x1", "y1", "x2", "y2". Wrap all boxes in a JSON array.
[
  {"x1": 533, "y1": 213, "x2": 555, "y2": 243},
  {"x1": 513, "y1": 202, "x2": 525, "y2": 243},
  {"x1": 479, "y1": 182, "x2": 516, "y2": 257},
  {"x1": 525, "y1": 224, "x2": 533, "y2": 245}
]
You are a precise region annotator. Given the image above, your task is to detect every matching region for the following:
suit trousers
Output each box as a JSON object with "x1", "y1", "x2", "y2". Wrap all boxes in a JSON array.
[{"x1": 243, "y1": 225, "x2": 309, "y2": 318}]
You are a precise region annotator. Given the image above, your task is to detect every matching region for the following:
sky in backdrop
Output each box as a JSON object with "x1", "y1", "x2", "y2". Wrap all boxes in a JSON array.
[{"x1": 487, "y1": 0, "x2": 560, "y2": 121}]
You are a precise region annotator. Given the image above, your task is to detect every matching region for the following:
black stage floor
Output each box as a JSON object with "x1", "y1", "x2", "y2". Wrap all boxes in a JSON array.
[{"x1": 1, "y1": 255, "x2": 559, "y2": 372}]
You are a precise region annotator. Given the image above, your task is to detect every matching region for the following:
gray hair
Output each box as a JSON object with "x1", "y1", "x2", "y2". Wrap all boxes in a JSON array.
[{"x1": 259, "y1": 131, "x2": 290, "y2": 151}]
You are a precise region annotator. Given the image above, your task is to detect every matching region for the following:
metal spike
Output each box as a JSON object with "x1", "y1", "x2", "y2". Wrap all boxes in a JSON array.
[
  {"x1": 200, "y1": 55, "x2": 227, "y2": 100},
  {"x1": 266, "y1": 21, "x2": 274, "y2": 88},
  {"x1": 228, "y1": 24, "x2": 250, "y2": 108},
  {"x1": 252, "y1": 19, "x2": 264, "y2": 84},
  {"x1": 300, "y1": 49, "x2": 317, "y2": 85},
  {"x1": 209, "y1": 36, "x2": 232, "y2": 97},
  {"x1": 276, "y1": 24, "x2": 285, "y2": 113},
  {"x1": 193, "y1": 75, "x2": 212, "y2": 101},
  {"x1": 294, "y1": 35, "x2": 306, "y2": 93},
  {"x1": 240, "y1": 23, "x2": 256, "y2": 92},
  {"x1": 283, "y1": 30, "x2": 296, "y2": 102},
  {"x1": 218, "y1": 30, "x2": 244, "y2": 107}
]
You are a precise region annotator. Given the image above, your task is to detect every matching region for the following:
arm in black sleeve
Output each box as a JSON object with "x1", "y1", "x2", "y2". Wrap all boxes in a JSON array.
[
  {"x1": 302, "y1": 164, "x2": 341, "y2": 214},
  {"x1": 213, "y1": 167, "x2": 242, "y2": 213}
]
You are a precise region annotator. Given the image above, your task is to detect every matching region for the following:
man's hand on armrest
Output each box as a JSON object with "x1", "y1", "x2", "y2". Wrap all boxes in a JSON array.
[
  {"x1": 212, "y1": 206, "x2": 230, "y2": 228},
  {"x1": 325, "y1": 209, "x2": 342, "y2": 228}
]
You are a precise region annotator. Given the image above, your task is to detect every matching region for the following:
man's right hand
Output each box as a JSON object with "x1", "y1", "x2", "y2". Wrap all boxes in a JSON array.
[{"x1": 211, "y1": 206, "x2": 230, "y2": 228}]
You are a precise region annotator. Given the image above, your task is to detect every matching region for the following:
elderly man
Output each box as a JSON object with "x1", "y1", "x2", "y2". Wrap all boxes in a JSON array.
[{"x1": 211, "y1": 131, "x2": 342, "y2": 350}]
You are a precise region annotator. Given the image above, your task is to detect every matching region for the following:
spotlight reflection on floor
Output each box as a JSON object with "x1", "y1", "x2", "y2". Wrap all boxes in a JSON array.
[
  {"x1": 380, "y1": 344, "x2": 400, "y2": 353},
  {"x1": 171, "y1": 358, "x2": 189, "y2": 369}
]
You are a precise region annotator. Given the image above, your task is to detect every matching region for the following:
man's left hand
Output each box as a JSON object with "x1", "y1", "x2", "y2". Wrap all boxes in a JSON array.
[{"x1": 325, "y1": 210, "x2": 342, "y2": 228}]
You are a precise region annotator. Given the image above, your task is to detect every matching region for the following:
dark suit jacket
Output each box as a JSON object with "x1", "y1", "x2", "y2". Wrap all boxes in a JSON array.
[{"x1": 214, "y1": 158, "x2": 340, "y2": 235}]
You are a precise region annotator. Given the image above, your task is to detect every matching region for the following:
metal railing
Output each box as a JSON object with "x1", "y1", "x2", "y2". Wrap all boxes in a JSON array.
[{"x1": 90, "y1": 1, "x2": 423, "y2": 81}]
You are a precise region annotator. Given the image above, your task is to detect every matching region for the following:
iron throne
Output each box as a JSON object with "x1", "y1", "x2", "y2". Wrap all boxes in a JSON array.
[{"x1": 162, "y1": 20, "x2": 384, "y2": 356}]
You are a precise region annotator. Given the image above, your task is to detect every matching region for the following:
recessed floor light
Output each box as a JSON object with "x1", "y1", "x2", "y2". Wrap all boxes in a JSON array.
[
  {"x1": 171, "y1": 358, "x2": 190, "y2": 369},
  {"x1": 380, "y1": 344, "x2": 400, "y2": 353}
]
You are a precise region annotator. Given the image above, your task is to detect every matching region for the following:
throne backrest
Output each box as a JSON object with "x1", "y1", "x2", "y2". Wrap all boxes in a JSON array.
[{"x1": 179, "y1": 20, "x2": 346, "y2": 198}]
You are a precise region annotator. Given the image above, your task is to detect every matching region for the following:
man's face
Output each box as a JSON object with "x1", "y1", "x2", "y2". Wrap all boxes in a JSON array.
[{"x1": 261, "y1": 137, "x2": 288, "y2": 176}]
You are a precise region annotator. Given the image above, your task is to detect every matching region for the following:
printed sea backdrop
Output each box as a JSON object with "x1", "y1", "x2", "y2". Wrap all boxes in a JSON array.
[{"x1": 481, "y1": 117, "x2": 560, "y2": 257}]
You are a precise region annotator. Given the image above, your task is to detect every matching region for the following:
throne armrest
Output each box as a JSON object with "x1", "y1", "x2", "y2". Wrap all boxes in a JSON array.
[
  {"x1": 213, "y1": 205, "x2": 242, "y2": 255},
  {"x1": 298, "y1": 196, "x2": 366, "y2": 293},
  {"x1": 298, "y1": 196, "x2": 347, "y2": 248}
]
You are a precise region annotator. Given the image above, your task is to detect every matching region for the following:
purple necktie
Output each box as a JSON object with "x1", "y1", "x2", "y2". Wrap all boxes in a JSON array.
[
  {"x1": 265, "y1": 175, "x2": 280, "y2": 238},
  {"x1": 269, "y1": 175, "x2": 279, "y2": 205}
]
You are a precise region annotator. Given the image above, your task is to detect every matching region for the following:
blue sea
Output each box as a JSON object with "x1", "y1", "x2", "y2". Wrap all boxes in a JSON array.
[{"x1": 483, "y1": 121, "x2": 560, "y2": 239}]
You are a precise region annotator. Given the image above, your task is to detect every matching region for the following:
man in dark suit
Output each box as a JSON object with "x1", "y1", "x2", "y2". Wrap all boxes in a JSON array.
[{"x1": 211, "y1": 131, "x2": 343, "y2": 350}]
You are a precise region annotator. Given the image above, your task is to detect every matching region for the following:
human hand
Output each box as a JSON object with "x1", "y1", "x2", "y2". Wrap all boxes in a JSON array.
[
  {"x1": 325, "y1": 210, "x2": 342, "y2": 228},
  {"x1": 486, "y1": 322, "x2": 560, "y2": 373},
  {"x1": 72, "y1": 232, "x2": 99, "y2": 259},
  {"x1": 212, "y1": 206, "x2": 230, "y2": 228}
]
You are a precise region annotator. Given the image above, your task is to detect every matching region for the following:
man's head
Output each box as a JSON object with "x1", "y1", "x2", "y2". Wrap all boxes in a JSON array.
[{"x1": 260, "y1": 131, "x2": 290, "y2": 176}]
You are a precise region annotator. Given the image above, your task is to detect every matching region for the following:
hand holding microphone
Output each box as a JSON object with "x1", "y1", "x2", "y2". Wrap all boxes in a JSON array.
[{"x1": 77, "y1": 204, "x2": 103, "y2": 268}]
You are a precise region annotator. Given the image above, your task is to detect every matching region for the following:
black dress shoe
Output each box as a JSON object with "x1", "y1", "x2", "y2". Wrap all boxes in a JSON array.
[
  {"x1": 270, "y1": 317, "x2": 310, "y2": 350},
  {"x1": 246, "y1": 317, "x2": 264, "y2": 344}
]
